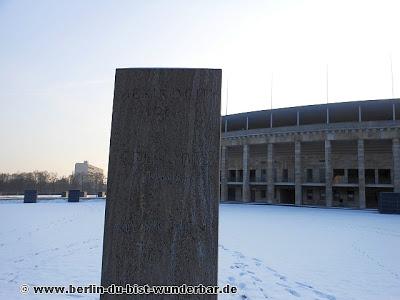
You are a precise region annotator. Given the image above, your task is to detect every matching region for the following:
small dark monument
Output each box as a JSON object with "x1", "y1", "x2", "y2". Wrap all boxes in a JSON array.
[
  {"x1": 101, "y1": 68, "x2": 221, "y2": 299},
  {"x1": 97, "y1": 191, "x2": 106, "y2": 197},
  {"x1": 61, "y1": 191, "x2": 69, "y2": 198},
  {"x1": 379, "y1": 192, "x2": 400, "y2": 214},
  {"x1": 80, "y1": 191, "x2": 87, "y2": 198},
  {"x1": 24, "y1": 190, "x2": 37, "y2": 203},
  {"x1": 68, "y1": 190, "x2": 80, "y2": 202}
]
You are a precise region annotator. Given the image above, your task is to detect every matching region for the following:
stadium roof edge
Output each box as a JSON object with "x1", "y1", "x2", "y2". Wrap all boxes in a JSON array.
[{"x1": 222, "y1": 98, "x2": 400, "y2": 118}]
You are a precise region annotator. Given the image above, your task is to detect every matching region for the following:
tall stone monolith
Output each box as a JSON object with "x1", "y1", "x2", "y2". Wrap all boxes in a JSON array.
[{"x1": 101, "y1": 68, "x2": 221, "y2": 299}]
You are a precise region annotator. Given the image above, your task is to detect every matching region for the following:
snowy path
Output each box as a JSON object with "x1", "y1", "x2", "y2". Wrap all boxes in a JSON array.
[{"x1": 0, "y1": 200, "x2": 399, "y2": 299}]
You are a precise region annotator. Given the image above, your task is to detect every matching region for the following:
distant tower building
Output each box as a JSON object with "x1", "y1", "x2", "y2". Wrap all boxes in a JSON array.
[
  {"x1": 74, "y1": 160, "x2": 103, "y2": 177},
  {"x1": 74, "y1": 161, "x2": 104, "y2": 192}
]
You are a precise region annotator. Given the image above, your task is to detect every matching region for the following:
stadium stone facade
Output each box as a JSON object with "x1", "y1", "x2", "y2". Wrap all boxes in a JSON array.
[{"x1": 220, "y1": 98, "x2": 400, "y2": 208}]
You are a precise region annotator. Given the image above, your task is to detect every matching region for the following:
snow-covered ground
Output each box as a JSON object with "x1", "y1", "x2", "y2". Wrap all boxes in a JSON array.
[{"x1": 0, "y1": 200, "x2": 399, "y2": 300}]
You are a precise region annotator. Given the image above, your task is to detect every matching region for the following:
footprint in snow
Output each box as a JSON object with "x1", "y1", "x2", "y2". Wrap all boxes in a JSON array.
[
  {"x1": 259, "y1": 287, "x2": 269, "y2": 298},
  {"x1": 276, "y1": 282, "x2": 291, "y2": 289},
  {"x1": 286, "y1": 288, "x2": 300, "y2": 297},
  {"x1": 219, "y1": 244, "x2": 335, "y2": 300},
  {"x1": 274, "y1": 273, "x2": 287, "y2": 281},
  {"x1": 313, "y1": 290, "x2": 336, "y2": 300},
  {"x1": 265, "y1": 266, "x2": 277, "y2": 272},
  {"x1": 219, "y1": 244, "x2": 229, "y2": 250},
  {"x1": 295, "y1": 281, "x2": 313, "y2": 289}
]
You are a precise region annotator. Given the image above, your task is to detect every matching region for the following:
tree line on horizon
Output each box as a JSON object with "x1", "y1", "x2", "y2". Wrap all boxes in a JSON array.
[{"x1": 0, "y1": 171, "x2": 106, "y2": 195}]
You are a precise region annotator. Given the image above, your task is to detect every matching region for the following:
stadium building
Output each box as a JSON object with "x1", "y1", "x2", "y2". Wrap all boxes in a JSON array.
[{"x1": 220, "y1": 98, "x2": 400, "y2": 208}]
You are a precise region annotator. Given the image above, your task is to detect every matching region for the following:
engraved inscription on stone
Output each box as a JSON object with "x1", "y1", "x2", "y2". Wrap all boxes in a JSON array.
[{"x1": 100, "y1": 68, "x2": 221, "y2": 300}]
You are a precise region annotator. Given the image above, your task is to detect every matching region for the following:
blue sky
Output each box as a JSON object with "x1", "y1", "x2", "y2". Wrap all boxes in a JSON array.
[{"x1": 0, "y1": 0, "x2": 399, "y2": 176}]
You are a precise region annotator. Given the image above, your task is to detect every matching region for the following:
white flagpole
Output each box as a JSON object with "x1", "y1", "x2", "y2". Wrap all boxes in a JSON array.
[
  {"x1": 225, "y1": 79, "x2": 229, "y2": 116},
  {"x1": 326, "y1": 64, "x2": 329, "y2": 104},
  {"x1": 270, "y1": 72, "x2": 273, "y2": 128},
  {"x1": 326, "y1": 64, "x2": 330, "y2": 124},
  {"x1": 390, "y1": 54, "x2": 394, "y2": 98},
  {"x1": 270, "y1": 72, "x2": 273, "y2": 110}
]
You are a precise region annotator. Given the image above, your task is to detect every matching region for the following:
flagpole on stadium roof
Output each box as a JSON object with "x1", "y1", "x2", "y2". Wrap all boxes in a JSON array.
[
  {"x1": 225, "y1": 78, "x2": 229, "y2": 116},
  {"x1": 270, "y1": 72, "x2": 273, "y2": 128},
  {"x1": 326, "y1": 64, "x2": 329, "y2": 104},
  {"x1": 270, "y1": 72, "x2": 273, "y2": 110},
  {"x1": 390, "y1": 54, "x2": 394, "y2": 98},
  {"x1": 326, "y1": 64, "x2": 330, "y2": 124},
  {"x1": 222, "y1": 78, "x2": 229, "y2": 133}
]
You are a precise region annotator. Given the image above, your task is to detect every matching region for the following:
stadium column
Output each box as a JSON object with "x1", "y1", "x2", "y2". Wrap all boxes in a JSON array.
[
  {"x1": 242, "y1": 144, "x2": 250, "y2": 202},
  {"x1": 325, "y1": 139, "x2": 333, "y2": 207},
  {"x1": 358, "y1": 139, "x2": 366, "y2": 209},
  {"x1": 220, "y1": 146, "x2": 228, "y2": 202},
  {"x1": 393, "y1": 138, "x2": 400, "y2": 192},
  {"x1": 267, "y1": 143, "x2": 275, "y2": 203},
  {"x1": 294, "y1": 140, "x2": 302, "y2": 206}
]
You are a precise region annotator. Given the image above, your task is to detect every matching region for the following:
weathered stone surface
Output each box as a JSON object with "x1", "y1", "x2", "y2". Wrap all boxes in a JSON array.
[
  {"x1": 220, "y1": 146, "x2": 228, "y2": 201},
  {"x1": 68, "y1": 190, "x2": 80, "y2": 202},
  {"x1": 358, "y1": 139, "x2": 366, "y2": 209},
  {"x1": 379, "y1": 192, "x2": 400, "y2": 214},
  {"x1": 267, "y1": 143, "x2": 275, "y2": 204},
  {"x1": 101, "y1": 68, "x2": 221, "y2": 299},
  {"x1": 325, "y1": 140, "x2": 333, "y2": 207},
  {"x1": 24, "y1": 190, "x2": 37, "y2": 203},
  {"x1": 242, "y1": 144, "x2": 250, "y2": 202},
  {"x1": 294, "y1": 140, "x2": 302, "y2": 205},
  {"x1": 393, "y1": 138, "x2": 400, "y2": 192}
]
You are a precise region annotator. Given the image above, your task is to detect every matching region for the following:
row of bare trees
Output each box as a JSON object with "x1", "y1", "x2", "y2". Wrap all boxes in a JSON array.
[{"x1": 0, "y1": 171, "x2": 106, "y2": 195}]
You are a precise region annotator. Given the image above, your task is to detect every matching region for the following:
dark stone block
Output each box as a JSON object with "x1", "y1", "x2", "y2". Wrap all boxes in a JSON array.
[
  {"x1": 379, "y1": 192, "x2": 400, "y2": 214},
  {"x1": 97, "y1": 191, "x2": 106, "y2": 197},
  {"x1": 80, "y1": 191, "x2": 87, "y2": 197},
  {"x1": 68, "y1": 190, "x2": 80, "y2": 202},
  {"x1": 101, "y1": 68, "x2": 221, "y2": 300},
  {"x1": 24, "y1": 190, "x2": 37, "y2": 203},
  {"x1": 61, "y1": 191, "x2": 69, "y2": 198}
]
